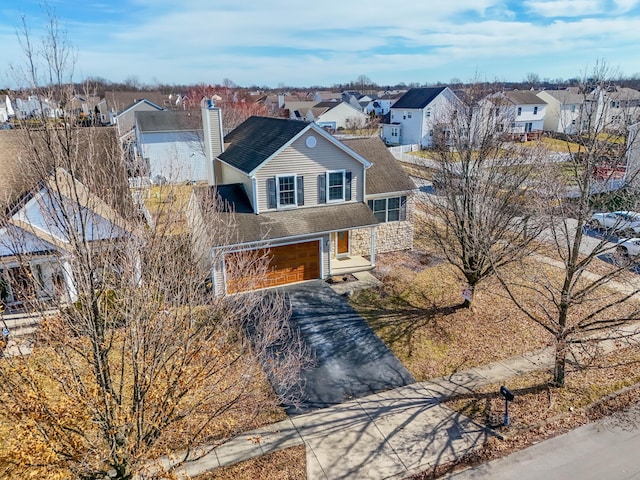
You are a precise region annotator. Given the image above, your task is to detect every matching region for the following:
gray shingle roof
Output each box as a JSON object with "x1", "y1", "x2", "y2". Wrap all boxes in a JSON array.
[
  {"x1": 0, "y1": 128, "x2": 132, "y2": 217},
  {"x1": 391, "y1": 87, "x2": 447, "y2": 109},
  {"x1": 341, "y1": 138, "x2": 415, "y2": 195},
  {"x1": 136, "y1": 110, "x2": 201, "y2": 132},
  {"x1": 503, "y1": 90, "x2": 546, "y2": 105},
  {"x1": 219, "y1": 116, "x2": 310, "y2": 174},
  {"x1": 200, "y1": 184, "x2": 379, "y2": 245}
]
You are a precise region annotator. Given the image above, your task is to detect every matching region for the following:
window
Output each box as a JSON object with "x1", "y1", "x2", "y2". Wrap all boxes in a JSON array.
[
  {"x1": 525, "y1": 122, "x2": 533, "y2": 133},
  {"x1": 278, "y1": 175, "x2": 296, "y2": 207},
  {"x1": 533, "y1": 106, "x2": 538, "y2": 115},
  {"x1": 318, "y1": 171, "x2": 351, "y2": 203},
  {"x1": 611, "y1": 101, "x2": 620, "y2": 108},
  {"x1": 328, "y1": 171, "x2": 345, "y2": 201},
  {"x1": 407, "y1": 111, "x2": 412, "y2": 119},
  {"x1": 571, "y1": 105, "x2": 576, "y2": 113},
  {"x1": 391, "y1": 127, "x2": 399, "y2": 137},
  {"x1": 367, "y1": 196, "x2": 407, "y2": 222},
  {"x1": 267, "y1": 175, "x2": 304, "y2": 209},
  {"x1": 517, "y1": 107, "x2": 522, "y2": 116},
  {"x1": 425, "y1": 109, "x2": 431, "y2": 118}
]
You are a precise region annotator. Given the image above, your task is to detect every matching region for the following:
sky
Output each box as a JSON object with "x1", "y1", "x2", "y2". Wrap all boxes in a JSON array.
[{"x1": 1, "y1": 0, "x2": 640, "y2": 89}]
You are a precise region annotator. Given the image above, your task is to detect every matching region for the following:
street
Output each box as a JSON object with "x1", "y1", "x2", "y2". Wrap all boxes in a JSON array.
[{"x1": 447, "y1": 403, "x2": 640, "y2": 480}]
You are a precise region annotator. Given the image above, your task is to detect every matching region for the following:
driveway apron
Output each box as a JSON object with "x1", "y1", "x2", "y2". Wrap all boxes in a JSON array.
[{"x1": 280, "y1": 280, "x2": 415, "y2": 415}]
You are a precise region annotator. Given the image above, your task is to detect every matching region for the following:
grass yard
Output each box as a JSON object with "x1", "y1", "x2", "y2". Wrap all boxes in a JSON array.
[{"x1": 197, "y1": 445, "x2": 306, "y2": 480}]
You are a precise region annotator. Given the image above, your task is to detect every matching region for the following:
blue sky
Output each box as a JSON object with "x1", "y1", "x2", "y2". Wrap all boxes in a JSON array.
[{"x1": 1, "y1": 0, "x2": 640, "y2": 88}]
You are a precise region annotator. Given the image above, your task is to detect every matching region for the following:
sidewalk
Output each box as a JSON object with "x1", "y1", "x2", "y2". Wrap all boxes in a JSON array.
[
  {"x1": 165, "y1": 255, "x2": 640, "y2": 479},
  {"x1": 169, "y1": 338, "x2": 638, "y2": 480}
]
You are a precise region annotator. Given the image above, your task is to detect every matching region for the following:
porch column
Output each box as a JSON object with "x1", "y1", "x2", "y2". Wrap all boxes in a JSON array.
[
  {"x1": 370, "y1": 227, "x2": 376, "y2": 267},
  {"x1": 61, "y1": 259, "x2": 78, "y2": 303}
]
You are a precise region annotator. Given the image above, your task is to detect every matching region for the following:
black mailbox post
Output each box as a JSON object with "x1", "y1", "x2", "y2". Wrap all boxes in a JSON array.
[{"x1": 499, "y1": 386, "x2": 514, "y2": 426}]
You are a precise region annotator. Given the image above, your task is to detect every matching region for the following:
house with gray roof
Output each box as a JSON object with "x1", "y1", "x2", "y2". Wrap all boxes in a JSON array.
[
  {"x1": 536, "y1": 89, "x2": 590, "y2": 134},
  {"x1": 379, "y1": 87, "x2": 460, "y2": 148},
  {"x1": 134, "y1": 110, "x2": 207, "y2": 183},
  {"x1": 0, "y1": 128, "x2": 132, "y2": 312},
  {"x1": 190, "y1": 104, "x2": 415, "y2": 294},
  {"x1": 486, "y1": 90, "x2": 547, "y2": 140}
]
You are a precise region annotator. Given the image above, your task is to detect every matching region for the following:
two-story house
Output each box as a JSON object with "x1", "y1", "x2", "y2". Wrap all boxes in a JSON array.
[
  {"x1": 536, "y1": 89, "x2": 590, "y2": 134},
  {"x1": 379, "y1": 87, "x2": 460, "y2": 148},
  {"x1": 190, "y1": 103, "x2": 415, "y2": 294},
  {"x1": 486, "y1": 91, "x2": 547, "y2": 140}
]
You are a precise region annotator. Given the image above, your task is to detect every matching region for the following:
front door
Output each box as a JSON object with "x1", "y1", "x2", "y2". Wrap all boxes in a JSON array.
[{"x1": 337, "y1": 231, "x2": 349, "y2": 256}]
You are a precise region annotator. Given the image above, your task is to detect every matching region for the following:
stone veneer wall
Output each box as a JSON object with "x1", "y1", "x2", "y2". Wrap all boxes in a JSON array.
[{"x1": 351, "y1": 195, "x2": 415, "y2": 256}]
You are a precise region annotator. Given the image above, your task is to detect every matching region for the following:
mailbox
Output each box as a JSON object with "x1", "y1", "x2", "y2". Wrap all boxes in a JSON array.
[{"x1": 500, "y1": 386, "x2": 514, "y2": 402}]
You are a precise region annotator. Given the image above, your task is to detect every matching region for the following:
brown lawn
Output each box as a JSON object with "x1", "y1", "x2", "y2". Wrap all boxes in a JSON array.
[
  {"x1": 350, "y1": 251, "x2": 553, "y2": 380},
  {"x1": 197, "y1": 445, "x2": 306, "y2": 480}
]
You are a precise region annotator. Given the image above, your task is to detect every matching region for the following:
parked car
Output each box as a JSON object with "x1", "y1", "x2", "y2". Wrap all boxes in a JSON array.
[
  {"x1": 588, "y1": 211, "x2": 640, "y2": 236},
  {"x1": 616, "y1": 238, "x2": 640, "y2": 258}
]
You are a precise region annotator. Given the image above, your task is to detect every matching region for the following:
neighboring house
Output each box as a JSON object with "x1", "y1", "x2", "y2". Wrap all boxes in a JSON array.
[
  {"x1": 190, "y1": 105, "x2": 415, "y2": 295},
  {"x1": 312, "y1": 101, "x2": 369, "y2": 130},
  {"x1": 536, "y1": 89, "x2": 590, "y2": 134},
  {"x1": 283, "y1": 101, "x2": 318, "y2": 121},
  {"x1": 0, "y1": 128, "x2": 132, "y2": 312},
  {"x1": 114, "y1": 99, "x2": 165, "y2": 141},
  {"x1": 134, "y1": 110, "x2": 208, "y2": 183},
  {"x1": 363, "y1": 93, "x2": 401, "y2": 116},
  {"x1": 593, "y1": 86, "x2": 640, "y2": 132},
  {"x1": 0, "y1": 94, "x2": 15, "y2": 123},
  {"x1": 379, "y1": 87, "x2": 460, "y2": 147},
  {"x1": 626, "y1": 123, "x2": 640, "y2": 187},
  {"x1": 313, "y1": 90, "x2": 342, "y2": 102},
  {"x1": 486, "y1": 90, "x2": 547, "y2": 140},
  {"x1": 14, "y1": 95, "x2": 60, "y2": 119}
]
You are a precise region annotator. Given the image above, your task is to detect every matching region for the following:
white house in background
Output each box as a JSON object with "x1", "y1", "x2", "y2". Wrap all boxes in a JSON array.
[
  {"x1": 487, "y1": 91, "x2": 547, "y2": 139},
  {"x1": 134, "y1": 110, "x2": 208, "y2": 183},
  {"x1": 626, "y1": 123, "x2": 640, "y2": 187},
  {"x1": 14, "y1": 96, "x2": 60, "y2": 119},
  {"x1": 536, "y1": 89, "x2": 589, "y2": 134},
  {"x1": 379, "y1": 87, "x2": 460, "y2": 147},
  {"x1": 311, "y1": 101, "x2": 369, "y2": 130},
  {"x1": 0, "y1": 95, "x2": 15, "y2": 123},
  {"x1": 593, "y1": 86, "x2": 640, "y2": 132},
  {"x1": 363, "y1": 93, "x2": 402, "y2": 116}
]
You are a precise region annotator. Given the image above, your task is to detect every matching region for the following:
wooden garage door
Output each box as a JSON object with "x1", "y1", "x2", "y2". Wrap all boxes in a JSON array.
[{"x1": 226, "y1": 240, "x2": 320, "y2": 293}]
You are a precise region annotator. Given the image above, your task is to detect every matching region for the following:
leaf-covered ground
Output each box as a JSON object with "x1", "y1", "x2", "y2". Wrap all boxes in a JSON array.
[
  {"x1": 350, "y1": 250, "x2": 553, "y2": 380},
  {"x1": 197, "y1": 445, "x2": 306, "y2": 480}
]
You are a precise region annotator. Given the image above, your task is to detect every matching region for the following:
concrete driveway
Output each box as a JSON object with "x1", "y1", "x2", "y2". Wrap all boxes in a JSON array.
[{"x1": 279, "y1": 280, "x2": 415, "y2": 415}]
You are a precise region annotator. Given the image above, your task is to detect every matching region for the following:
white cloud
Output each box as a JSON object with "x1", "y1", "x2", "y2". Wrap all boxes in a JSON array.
[{"x1": 525, "y1": 0, "x2": 603, "y2": 17}]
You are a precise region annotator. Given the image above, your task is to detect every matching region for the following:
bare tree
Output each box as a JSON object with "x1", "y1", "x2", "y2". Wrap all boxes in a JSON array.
[
  {"x1": 0, "y1": 12, "x2": 307, "y2": 479},
  {"x1": 496, "y1": 64, "x2": 640, "y2": 387},
  {"x1": 421, "y1": 83, "x2": 544, "y2": 307}
]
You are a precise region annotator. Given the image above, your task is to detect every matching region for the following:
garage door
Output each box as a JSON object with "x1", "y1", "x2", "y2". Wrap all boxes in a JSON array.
[{"x1": 226, "y1": 240, "x2": 320, "y2": 293}]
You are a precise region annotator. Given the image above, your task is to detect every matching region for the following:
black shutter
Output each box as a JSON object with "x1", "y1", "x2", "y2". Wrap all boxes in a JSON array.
[
  {"x1": 267, "y1": 177, "x2": 277, "y2": 209},
  {"x1": 297, "y1": 176, "x2": 304, "y2": 206},
  {"x1": 367, "y1": 199, "x2": 373, "y2": 210},
  {"x1": 399, "y1": 195, "x2": 407, "y2": 221},
  {"x1": 318, "y1": 174, "x2": 326, "y2": 204},
  {"x1": 345, "y1": 171, "x2": 352, "y2": 201}
]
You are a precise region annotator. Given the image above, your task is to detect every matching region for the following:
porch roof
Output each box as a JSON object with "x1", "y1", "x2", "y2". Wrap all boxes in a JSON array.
[{"x1": 199, "y1": 184, "x2": 380, "y2": 246}]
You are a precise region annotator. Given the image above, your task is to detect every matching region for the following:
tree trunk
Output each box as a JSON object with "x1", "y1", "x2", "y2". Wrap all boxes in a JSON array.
[{"x1": 553, "y1": 339, "x2": 567, "y2": 387}]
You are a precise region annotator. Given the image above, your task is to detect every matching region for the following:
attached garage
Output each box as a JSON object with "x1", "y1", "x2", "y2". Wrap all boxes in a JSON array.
[{"x1": 225, "y1": 240, "x2": 320, "y2": 293}]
